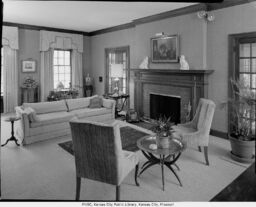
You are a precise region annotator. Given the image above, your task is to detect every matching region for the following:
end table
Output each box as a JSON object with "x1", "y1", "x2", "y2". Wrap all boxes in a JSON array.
[{"x1": 1, "y1": 116, "x2": 21, "y2": 147}]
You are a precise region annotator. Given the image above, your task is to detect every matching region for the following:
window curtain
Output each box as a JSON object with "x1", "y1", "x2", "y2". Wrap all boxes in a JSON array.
[
  {"x1": 71, "y1": 50, "x2": 83, "y2": 97},
  {"x1": 2, "y1": 26, "x2": 19, "y2": 113},
  {"x1": 40, "y1": 30, "x2": 83, "y2": 101},
  {"x1": 40, "y1": 49, "x2": 54, "y2": 101}
]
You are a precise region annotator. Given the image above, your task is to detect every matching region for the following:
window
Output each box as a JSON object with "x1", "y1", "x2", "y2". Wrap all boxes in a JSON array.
[
  {"x1": 238, "y1": 40, "x2": 256, "y2": 134},
  {"x1": 53, "y1": 50, "x2": 71, "y2": 89}
]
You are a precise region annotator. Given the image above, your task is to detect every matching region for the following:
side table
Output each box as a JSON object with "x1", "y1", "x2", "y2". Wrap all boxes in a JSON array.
[
  {"x1": 137, "y1": 135, "x2": 186, "y2": 191},
  {"x1": 1, "y1": 116, "x2": 21, "y2": 147},
  {"x1": 106, "y1": 94, "x2": 129, "y2": 117}
]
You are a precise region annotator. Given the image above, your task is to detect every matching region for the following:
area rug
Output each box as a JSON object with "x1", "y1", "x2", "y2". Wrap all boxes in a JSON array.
[{"x1": 58, "y1": 126, "x2": 150, "y2": 155}]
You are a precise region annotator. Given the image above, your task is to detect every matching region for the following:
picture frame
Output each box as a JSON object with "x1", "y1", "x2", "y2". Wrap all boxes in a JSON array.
[
  {"x1": 22, "y1": 60, "x2": 36, "y2": 72},
  {"x1": 151, "y1": 34, "x2": 179, "y2": 63}
]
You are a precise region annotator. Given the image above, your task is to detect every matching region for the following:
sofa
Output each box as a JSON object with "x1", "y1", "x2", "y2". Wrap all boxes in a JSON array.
[{"x1": 15, "y1": 95, "x2": 116, "y2": 145}]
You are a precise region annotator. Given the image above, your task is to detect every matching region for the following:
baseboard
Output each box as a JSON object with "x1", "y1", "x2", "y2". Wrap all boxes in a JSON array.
[{"x1": 210, "y1": 129, "x2": 228, "y2": 139}]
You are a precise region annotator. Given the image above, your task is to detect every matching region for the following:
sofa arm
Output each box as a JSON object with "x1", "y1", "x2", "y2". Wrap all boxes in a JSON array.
[
  {"x1": 15, "y1": 106, "x2": 30, "y2": 142},
  {"x1": 102, "y1": 98, "x2": 116, "y2": 119}
]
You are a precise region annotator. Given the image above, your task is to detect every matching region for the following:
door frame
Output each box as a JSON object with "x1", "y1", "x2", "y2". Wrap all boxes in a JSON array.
[
  {"x1": 104, "y1": 45, "x2": 130, "y2": 95},
  {"x1": 228, "y1": 32, "x2": 256, "y2": 134}
]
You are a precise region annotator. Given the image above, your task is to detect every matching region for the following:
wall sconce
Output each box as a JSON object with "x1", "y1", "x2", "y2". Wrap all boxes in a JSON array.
[{"x1": 197, "y1": 10, "x2": 215, "y2": 22}]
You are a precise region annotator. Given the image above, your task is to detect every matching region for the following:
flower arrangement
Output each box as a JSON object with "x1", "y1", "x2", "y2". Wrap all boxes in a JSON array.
[
  {"x1": 151, "y1": 116, "x2": 174, "y2": 137},
  {"x1": 22, "y1": 76, "x2": 38, "y2": 88}
]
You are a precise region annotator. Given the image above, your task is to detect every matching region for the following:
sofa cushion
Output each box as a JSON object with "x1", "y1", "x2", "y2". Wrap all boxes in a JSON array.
[
  {"x1": 89, "y1": 96, "x2": 103, "y2": 108},
  {"x1": 23, "y1": 100, "x2": 67, "y2": 114},
  {"x1": 24, "y1": 107, "x2": 39, "y2": 122},
  {"x1": 30, "y1": 111, "x2": 73, "y2": 128},
  {"x1": 69, "y1": 107, "x2": 111, "y2": 119},
  {"x1": 102, "y1": 98, "x2": 114, "y2": 109},
  {"x1": 66, "y1": 97, "x2": 93, "y2": 111}
]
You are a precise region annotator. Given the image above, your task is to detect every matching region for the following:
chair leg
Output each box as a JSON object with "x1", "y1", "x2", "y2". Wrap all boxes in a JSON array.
[
  {"x1": 204, "y1": 146, "x2": 209, "y2": 166},
  {"x1": 135, "y1": 163, "x2": 140, "y2": 186},
  {"x1": 116, "y1": 185, "x2": 120, "y2": 201},
  {"x1": 76, "y1": 176, "x2": 81, "y2": 200},
  {"x1": 198, "y1": 146, "x2": 201, "y2": 152}
]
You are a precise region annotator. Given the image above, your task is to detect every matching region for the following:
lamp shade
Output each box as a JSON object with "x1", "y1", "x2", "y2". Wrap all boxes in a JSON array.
[{"x1": 110, "y1": 64, "x2": 123, "y2": 78}]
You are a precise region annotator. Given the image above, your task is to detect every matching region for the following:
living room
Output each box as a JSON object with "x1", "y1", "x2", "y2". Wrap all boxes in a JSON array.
[{"x1": 1, "y1": 0, "x2": 255, "y2": 203}]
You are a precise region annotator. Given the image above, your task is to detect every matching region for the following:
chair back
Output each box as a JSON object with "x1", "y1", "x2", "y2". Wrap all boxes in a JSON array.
[
  {"x1": 192, "y1": 98, "x2": 216, "y2": 134},
  {"x1": 69, "y1": 119, "x2": 124, "y2": 185}
]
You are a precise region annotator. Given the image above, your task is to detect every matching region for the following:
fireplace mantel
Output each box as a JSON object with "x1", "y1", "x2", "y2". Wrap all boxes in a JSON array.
[
  {"x1": 131, "y1": 69, "x2": 214, "y2": 75},
  {"x1": 131, "y1": 68, "x2": 214, "y2": 122}
]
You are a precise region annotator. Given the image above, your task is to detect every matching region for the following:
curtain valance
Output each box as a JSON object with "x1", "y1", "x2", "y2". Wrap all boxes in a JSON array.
[
  {"x1": 40, "y1": 30, "x2": 83, "y2": 53},
  {"x1": 2, "y1": 26, "x2": 19, "y2": 50}
]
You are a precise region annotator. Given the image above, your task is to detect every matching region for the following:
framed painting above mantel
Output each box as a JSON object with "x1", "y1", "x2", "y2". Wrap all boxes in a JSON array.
[{"x1": 151, "y1": 34, "x2": 179, "y2": 63}]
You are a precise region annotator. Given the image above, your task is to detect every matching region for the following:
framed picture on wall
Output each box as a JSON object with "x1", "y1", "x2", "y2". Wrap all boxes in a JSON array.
[
  {"x1": 22, "y1": 60, "x2": 36, "y2": 72},
  {"x1": 151, "y1": 34, "x2": 179, "y2": 63}
]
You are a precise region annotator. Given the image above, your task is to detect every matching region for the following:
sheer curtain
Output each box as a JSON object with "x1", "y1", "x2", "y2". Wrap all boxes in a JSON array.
[
  {"x1": 40, "y1": 49, "x2": 54, "y2": 101},
  {"x1": 40, "y1": 30, "x2": 84, "y2": 101},
  {"x1": 2, "y1": 26, "x2": 19, "y2": 113},
  {"x1": 2, "y1": 46, "x2": 18, "y2": 113}
]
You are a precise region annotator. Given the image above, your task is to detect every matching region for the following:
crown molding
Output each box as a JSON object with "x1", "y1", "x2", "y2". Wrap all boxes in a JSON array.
[{"x1": 2, "y1": 22, "x2": 90, "y2": 36}]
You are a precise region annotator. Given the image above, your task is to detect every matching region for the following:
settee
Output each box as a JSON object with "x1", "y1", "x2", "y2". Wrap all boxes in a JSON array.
[{"x1": 15, "y1": 95, "x2": 116, "y2": 145}]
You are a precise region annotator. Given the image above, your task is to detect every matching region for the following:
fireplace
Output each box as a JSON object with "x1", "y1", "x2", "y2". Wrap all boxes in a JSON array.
[
  {"x1": 132, "y1": 69, "x2": 214, "y2": 123},
  {"x1": 150, "y1": 93, "x2": 181, "y2": 124}
]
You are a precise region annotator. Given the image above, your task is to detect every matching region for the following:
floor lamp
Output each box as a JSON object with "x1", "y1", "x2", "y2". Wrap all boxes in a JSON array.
[{"x1": 110, "y1": 64, "x2": 123, "y2": 96}]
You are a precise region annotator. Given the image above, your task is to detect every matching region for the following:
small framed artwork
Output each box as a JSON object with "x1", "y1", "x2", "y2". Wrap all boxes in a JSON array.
[
  {"x1": 151, "y1": 34, "x2": 179, "y2": 63},
  {"x1": 22, "y1": 60, "x2": 36, "y2": 72}
]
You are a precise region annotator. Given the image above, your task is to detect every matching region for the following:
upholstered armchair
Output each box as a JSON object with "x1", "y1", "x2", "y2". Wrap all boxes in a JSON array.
[
  {"x1": 69, "y1": 118, "x2": 140, "y2": 201},
  {"x1": 172, "y1": 98, "x2": 216, "y2": 165}
]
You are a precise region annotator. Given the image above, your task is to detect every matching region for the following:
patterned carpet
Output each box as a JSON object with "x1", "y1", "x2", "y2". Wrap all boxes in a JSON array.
[{"x1": 58, "y1": 126, "x2": 150, "y2": 155}]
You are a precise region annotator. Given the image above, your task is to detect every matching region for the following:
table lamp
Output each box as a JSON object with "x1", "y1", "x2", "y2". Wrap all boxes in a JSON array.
[{"x1": 110, "y1": 64, "x2": 123, "y2": 96}]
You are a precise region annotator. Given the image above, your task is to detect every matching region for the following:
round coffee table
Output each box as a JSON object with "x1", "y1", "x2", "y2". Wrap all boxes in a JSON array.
[
  {"x1": 137, "y1": 135, "x2": 186, "y2": 191},
  {"x1": 1, "y1": 116, "x2": 21, "y2": 147}
]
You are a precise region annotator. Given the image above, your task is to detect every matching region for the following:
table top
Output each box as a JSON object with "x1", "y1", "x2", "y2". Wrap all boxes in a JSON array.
[
  {"x1": 137, "y1": 135, "x2": 186, "y2": 156},
  {"x1": 5, "y1": 116, "x2": 21, "y2": 122},
  {"x1": 107, "y1": 94, "x2": 129, "y2": 99}
]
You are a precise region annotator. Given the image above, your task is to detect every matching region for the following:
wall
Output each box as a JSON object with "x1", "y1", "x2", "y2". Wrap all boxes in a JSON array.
[
  {"x1": 91, "y1": 28, "x2": 135, "y2": 96},
  {"x1": 207, "y1": 3, "x2": 256, "y2": 132},
  {"x1": 90, "y1": 2, "x2": 256, "y2": 134},
  {"x1": 18, "y1": 29, "x2": 40, "y2": 105},
  {"x1": 17, "y1": 30, "x2": 91, "y2": 104},
  {"x1": 91, "y1": 12, "x2": 207, "y2": 108}
]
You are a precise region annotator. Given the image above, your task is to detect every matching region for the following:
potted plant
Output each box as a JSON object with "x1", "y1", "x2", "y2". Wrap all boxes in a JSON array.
[
  {"x1": 227, "y1": 78, "x2": 255, "y2": 163},
  {"x1": 151, "y1": 116, "x2": 174, "y2": 149}
]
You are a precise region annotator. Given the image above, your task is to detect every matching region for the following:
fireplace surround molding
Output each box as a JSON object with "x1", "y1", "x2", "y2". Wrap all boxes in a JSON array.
[{"x1": 131, "y1": 69, "x2": 214, "y2": 122}]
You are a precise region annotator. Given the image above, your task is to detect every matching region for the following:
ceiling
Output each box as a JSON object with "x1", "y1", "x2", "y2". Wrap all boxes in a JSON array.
[{"x1": 3, "y1": 1, "x2": 198, "y2": 32}]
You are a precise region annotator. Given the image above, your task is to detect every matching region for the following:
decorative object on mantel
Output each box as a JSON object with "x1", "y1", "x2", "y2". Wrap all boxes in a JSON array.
[
  {"x1": 22, "y1": 76, "x2": 38, "y2": 88},
  {"x1": 139, "y1": 56, "x2": 149, "y2": 69},
  {"x1": 197, "y1": 10, "x2": 215, "y2": 22},
  {"x1": 151, "y1": 34, "x2": 179, "y2": 63},
  {"x1": 22, "y1": 59, "x2": 36, "y2": 73},
  {"x1": 179, "y1": 55, "x2": 189, "y2": 70}
]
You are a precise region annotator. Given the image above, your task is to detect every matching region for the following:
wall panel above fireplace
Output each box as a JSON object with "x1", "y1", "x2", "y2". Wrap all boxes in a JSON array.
[{"x1": 131, "y1": 69, "x2": 214, "y2": 122}]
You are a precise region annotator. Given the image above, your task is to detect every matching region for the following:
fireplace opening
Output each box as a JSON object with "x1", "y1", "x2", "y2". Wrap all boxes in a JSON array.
[{"x1": 150, "y1": 93, "x2": 181, "y2": 124}]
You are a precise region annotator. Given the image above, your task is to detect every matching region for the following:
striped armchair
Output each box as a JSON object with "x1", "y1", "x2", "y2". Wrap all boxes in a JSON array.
[{"x1": 69, "y1": 118, "x2": 140, "y2": 201}]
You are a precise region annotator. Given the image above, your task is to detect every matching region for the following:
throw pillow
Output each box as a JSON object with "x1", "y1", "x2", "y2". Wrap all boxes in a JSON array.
[
  {"x1": 89, "y1": 96, "x2": 103, "y2": 108},
  {"x1": 24, "y1": 107, "x2": 39, "y2": 122},
  {"x1": 102, "y1": 98, "x2": 114, "y2": 109}
]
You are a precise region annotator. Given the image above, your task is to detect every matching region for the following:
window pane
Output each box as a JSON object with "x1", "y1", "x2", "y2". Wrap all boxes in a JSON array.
[
  {"x1": 65, "y1": 66, "x2": 71, "y2": 74},
  {"x1": 54, "y1": 58, "x2": 58, "y2": 65},
  {"x1": 252, "y1": 58, "x2": 256, "y2": 73},
  {"x1": 252, "y1": 74, "x2": 256, "y2": 88},
  {"x1": 64, "y1": 56, "x2": 70, "y2": 65},
  {"x1": 58, "y1": 51, "x2": 64, "y2": 58},
  {"x1": 240, "y1": 43, "x2": 250, "y2": 57},
  {"x1": 239, "y1": 59, "x2": 250, "y2": 72},
  {"x1": 252, "y1": 43, "x2": 256, "y2": 57},
  {"x1": 240, "y1": 74, "x2": 250, "y2": 87},
  {"x1": 54, "y1": 50, "x2": 58, "y2": 58},
  {"x1": 58, "y1": 58, "x2": 64, "y2": 65}
]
